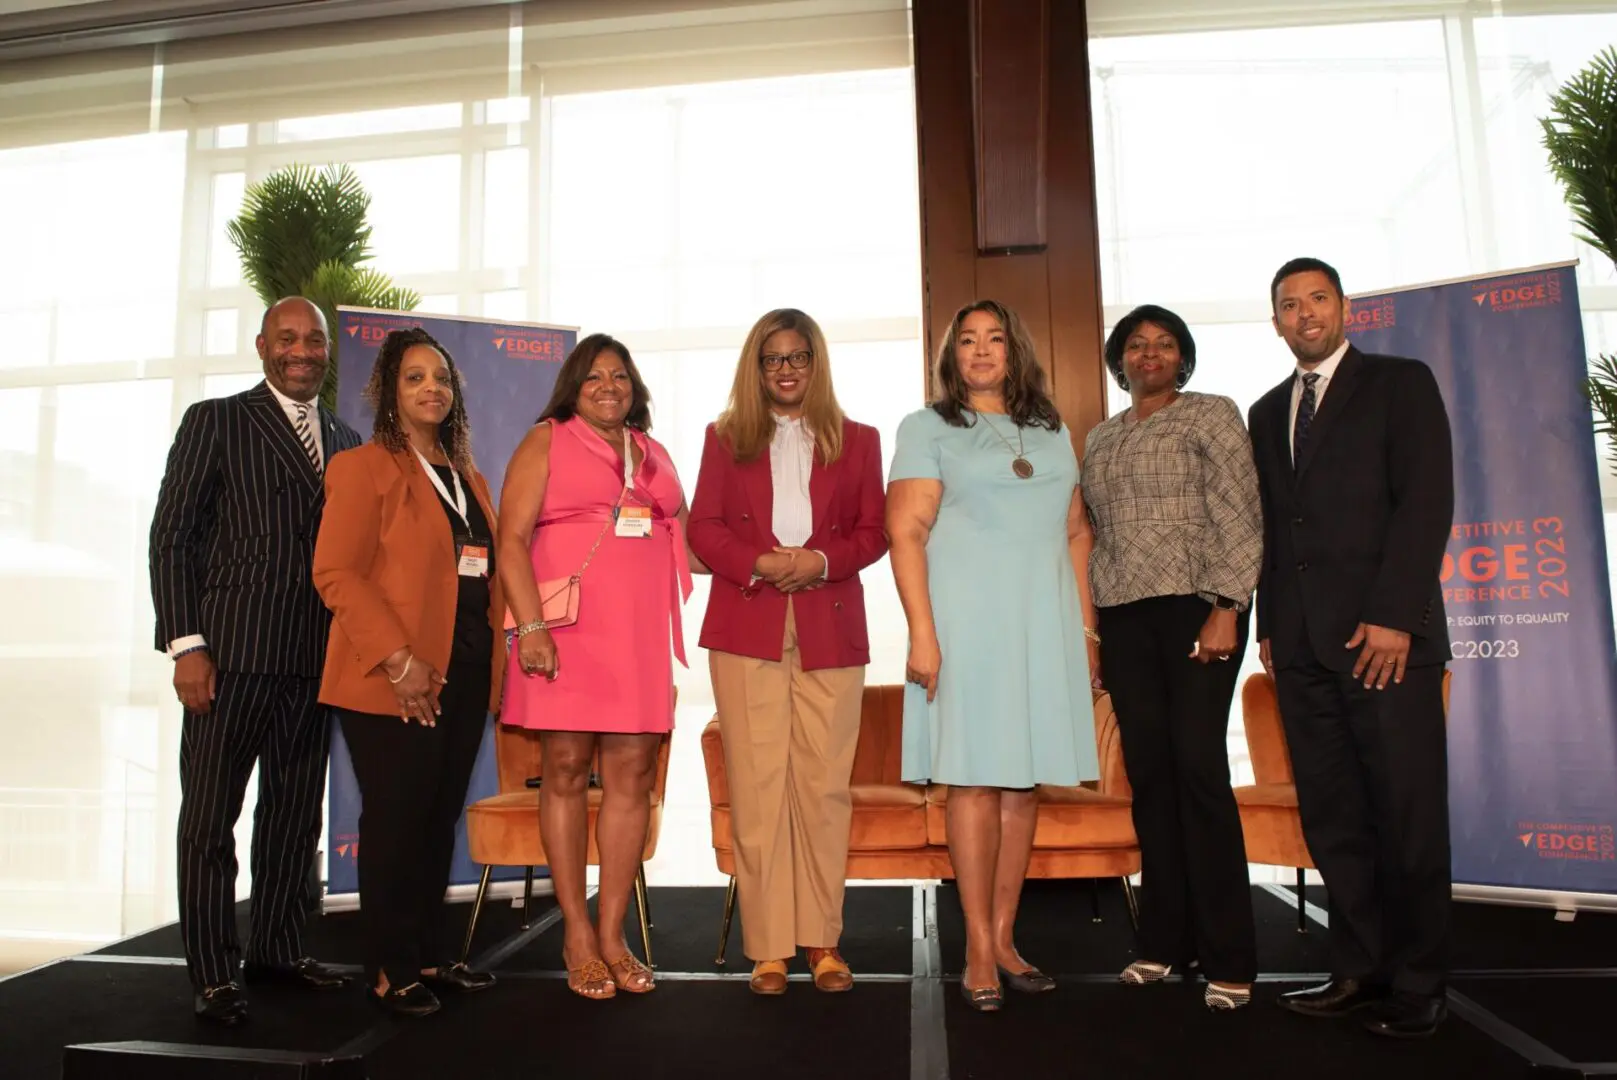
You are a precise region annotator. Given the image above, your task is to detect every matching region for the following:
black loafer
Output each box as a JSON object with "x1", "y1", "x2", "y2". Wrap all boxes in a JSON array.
[
  {"x1": 1364, "y1": 993, "x2": 1447, "y2": 1038},
  {"x1": 960, "y1": 981, "x2": 1003, "y2": 1012},
  {"x1": 194, "y1": 981, "x2": 248, "y2": 1026},
  {"x1": 423, "y1": 962, "x2": 496, "y2": 994},
  {"x1": 242, "y1": 956, "x2": 351, "y2": 990},
  {"x1": 370, "y1": 981, "x2": 441, "y2": 1017},
  {"x1": 1277, "y1": 978, "x2": 1386, "y2": 1017},
  {"x1": 997, "y1": 964, "x2": 1055, "y2": 993}
]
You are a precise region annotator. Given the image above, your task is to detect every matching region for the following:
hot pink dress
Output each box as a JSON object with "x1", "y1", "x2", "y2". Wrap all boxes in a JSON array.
[{"x1": 501, "y1": 417, "x2": 692, "y2": 733}]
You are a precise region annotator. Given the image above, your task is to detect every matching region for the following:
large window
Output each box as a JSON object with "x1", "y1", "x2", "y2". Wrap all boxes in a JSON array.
[
  {"x1": 1088, "y1": 10, "x2": 1617, "y2": 878},
  {"x1": 0, "y1": 1, "x2": 915, "y2": 944}
]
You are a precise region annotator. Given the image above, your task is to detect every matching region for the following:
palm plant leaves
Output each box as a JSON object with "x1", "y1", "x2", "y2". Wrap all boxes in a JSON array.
[
  {"x1": 226, "y1": 164, "x2": 416, "y2": 410},
  {"x1": 226, "y1": 164, "x2": 375, "y2": 305},
  {"x1": 1587, "y1": 354, "x2": 1617, "y2": 474},
  {"x1": 1544, "y1": 47, "x2": 1617, "y2": 472}
]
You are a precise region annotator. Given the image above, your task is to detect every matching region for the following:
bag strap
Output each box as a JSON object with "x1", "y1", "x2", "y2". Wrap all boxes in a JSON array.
[{"x1": 563, "y1": 485, "x2": 626, "y2": 585}]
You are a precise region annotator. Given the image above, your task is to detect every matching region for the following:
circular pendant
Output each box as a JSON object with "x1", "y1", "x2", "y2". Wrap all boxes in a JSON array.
[{"x1": 1012, "y1": 457, "x2": 1034, "y2": 479}]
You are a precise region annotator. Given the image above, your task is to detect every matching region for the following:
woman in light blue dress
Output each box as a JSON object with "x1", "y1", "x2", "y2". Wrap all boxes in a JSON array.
[{"x1": 886, "y1": 299, "x2": 1101, "y2": 1012}]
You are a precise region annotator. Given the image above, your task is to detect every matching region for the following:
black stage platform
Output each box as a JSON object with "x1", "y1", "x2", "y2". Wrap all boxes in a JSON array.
[{"x1": 4, "y1": 881, "x2": 1616, "y2": 1079}]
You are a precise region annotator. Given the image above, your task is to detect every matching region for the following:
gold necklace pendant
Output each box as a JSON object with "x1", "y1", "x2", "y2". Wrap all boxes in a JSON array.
[{"x1": 1012, "y1": 457, "x2": 1034, "y2": 479}]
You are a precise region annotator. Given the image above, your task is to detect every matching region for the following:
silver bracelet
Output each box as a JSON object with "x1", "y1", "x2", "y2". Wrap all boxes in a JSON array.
[{"x1": 387, "y1": 655, "x2": 413, "y2": 684}]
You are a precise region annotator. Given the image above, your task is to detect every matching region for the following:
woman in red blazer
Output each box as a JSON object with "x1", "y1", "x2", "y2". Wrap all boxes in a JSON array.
[
  {"x1": 314, "y1": 328, "x2": 505, "y2": 1018},
  {"x1": 687, "y1": 308, "x2": 887, "y2": 995}
]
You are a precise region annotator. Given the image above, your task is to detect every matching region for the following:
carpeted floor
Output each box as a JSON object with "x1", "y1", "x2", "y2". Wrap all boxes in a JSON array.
[
  {"x1": 935, "y1": 878, "x2": 1334, "y2": 976},
  {"x1": 1303, "y1": 885, "x2": 1617, "y2": 972},
  {"x1": 505, "y1": 883, "x2": 915, "y2": 974},
  {"x1": 370, "y1": 977, "x2": 913, "y2": 1080},
  {"x1": 6, "y1": 884, "x2": 1617, "y2": 1079}
]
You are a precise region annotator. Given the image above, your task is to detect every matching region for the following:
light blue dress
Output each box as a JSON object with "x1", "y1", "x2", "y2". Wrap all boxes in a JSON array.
[{"x1": 889, "y1": 407, "x2": 1099, "y2": 788}]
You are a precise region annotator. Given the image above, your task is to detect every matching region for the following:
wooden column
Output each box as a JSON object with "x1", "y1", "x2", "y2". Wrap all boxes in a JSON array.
[{"x1": 913, "y1": 0, "x2": 1108, "y2": 440}]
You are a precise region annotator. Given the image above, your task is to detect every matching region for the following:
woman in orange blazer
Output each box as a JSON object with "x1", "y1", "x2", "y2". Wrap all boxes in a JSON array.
[{"x1": 313, "y1": 327, "x2": 505, "y2": 1018}]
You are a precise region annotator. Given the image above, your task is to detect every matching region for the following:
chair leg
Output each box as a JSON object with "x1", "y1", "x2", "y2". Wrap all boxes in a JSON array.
[
  {"x1": 1089, "y1": 878, "x2": 1103, "y2": 923},
  {"x1": 715, "y1": 875, "x2": 738, "y2": 966},
  {"x1": 634, "y1": 864, "x2": 654, "y2": 968},
  {"x1": 1295, "y1": 867, "x2": 1307, "y2": 934},
  {"x1": 461, "y1": 864, "x2": 494, "y2": 965},
  {"x1": 1121, "y1": 876, "x2": 1139, "y2": 933},
  {"x1": 521, "y1": 866, "x2": 534, "y2": 930}
]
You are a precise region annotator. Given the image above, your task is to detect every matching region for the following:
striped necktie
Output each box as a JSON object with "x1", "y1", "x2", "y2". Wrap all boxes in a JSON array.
[
  {"x1": 1292, "y1": 372, "x2": 1320, "y2": 470},
  {"x1": 293, "y1": 403, "x2": 322, "y2": 474}
]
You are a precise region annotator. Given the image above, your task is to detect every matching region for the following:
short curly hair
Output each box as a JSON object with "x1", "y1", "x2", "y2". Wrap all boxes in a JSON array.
[
  {"x1": 1103, "y1": 304, "x2": 1197, "y2": 392},
  {"x1": 362, "y1": 327, "x2": 475, "y2": 475}
]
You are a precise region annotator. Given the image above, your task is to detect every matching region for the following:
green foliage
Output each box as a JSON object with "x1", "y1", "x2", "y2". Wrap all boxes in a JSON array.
[
  {"x1": 226, "y1": 164, "x2": 416, "y2": 410},
  {"x1": 1544, "y1": 47, "x2": 1617, "y2": 471}
]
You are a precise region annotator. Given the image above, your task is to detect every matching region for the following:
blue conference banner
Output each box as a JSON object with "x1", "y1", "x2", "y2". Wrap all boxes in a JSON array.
[
  {"x1": 325, "y1": 307, "x2": 576, "y2": 900},
  {"x1": 1348, "y1": 262, "x2": 1617, "y2": 892}
]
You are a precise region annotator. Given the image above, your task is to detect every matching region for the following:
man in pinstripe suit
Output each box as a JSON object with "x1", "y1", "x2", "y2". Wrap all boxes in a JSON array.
[{"x1": 150, "y1": 297, "x2": 364, "y2": 1024}]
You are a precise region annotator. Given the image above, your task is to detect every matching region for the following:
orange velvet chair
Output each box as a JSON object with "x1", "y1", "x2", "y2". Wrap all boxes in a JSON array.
[
  {"x1": 701, "y1": 685, "x2": 1141, "y2": 962},
  {"x1": 1233, "y1": 670, "x2": 1452, "y2": 930},
  {"x1": 460, "y1": 717, "x2": 672, "y2": 966}
]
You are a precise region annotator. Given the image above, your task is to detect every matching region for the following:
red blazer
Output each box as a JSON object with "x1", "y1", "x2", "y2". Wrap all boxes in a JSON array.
[{"x1": 688, "y1": 418, "x2": 887, "y2": 671}]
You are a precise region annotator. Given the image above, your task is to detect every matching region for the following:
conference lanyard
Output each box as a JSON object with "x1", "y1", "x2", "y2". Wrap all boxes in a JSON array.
[{"x1": 413, "y1": 446, "x2": 469, "y2": 529}]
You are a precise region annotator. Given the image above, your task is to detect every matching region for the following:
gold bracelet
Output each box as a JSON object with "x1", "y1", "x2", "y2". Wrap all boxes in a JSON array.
[
  {"x1": 1083, "y1": 626, "x2": 1101, "y2": 645},
  {"x1": 515, "y1": 620, "x2": 548, "y2": 638}
]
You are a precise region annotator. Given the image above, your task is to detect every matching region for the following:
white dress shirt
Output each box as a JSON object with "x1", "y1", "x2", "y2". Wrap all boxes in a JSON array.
[
  {"x1": 1287, "y1": 338, "x2": 1350, "y2": 462},
  {"x1": 168, "y1": 381, "x2": 324, "y2": 657},
  {"x1": 269, "y1": 380, "x2": 325, "y2": 469},
  {"x1": 767, "y1": 412, "x2": 828, "y2": 579}
]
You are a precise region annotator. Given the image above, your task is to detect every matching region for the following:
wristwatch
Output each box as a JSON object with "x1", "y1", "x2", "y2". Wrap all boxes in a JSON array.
[{"x1": 1212, "y1": 595, "x2": 1239, "y2": 610}]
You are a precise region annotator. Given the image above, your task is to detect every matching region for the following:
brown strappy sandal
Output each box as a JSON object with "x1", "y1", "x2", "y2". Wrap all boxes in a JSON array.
[
  {"x1": 565, "y1": 957, "x2": 616, "y2": 1000},
  {"x1": 805, "y1": 947, "x2": 853, "y2": 992},
  {"x1": 606, "y1": 952, "x2": 656, "y2": 994}
]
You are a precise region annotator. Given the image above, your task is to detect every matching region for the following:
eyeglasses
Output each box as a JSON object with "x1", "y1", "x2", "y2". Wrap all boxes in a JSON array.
[{"x1": 761, "y1": 351, "x2": 812, "y2": 371}]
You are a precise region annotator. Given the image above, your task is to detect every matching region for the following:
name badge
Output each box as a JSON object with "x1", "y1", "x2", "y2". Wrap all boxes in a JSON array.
[
  {"x1": 614, "y1": 505, "x2": 653, "y2": 538},
  {"x1": 456, "y1": 536, "x2": 491, "y2": 578}
]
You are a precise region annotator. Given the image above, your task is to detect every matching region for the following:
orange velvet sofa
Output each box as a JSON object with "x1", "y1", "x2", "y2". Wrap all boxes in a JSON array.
[
  {"x1": 700, "y1": 684, "x2": 1141, "y2": 961},
  {"x1": 1233, "y1": 669, "x2": 1452, "y2": 930},
  {"x1": 459, "y1": 718, "x2": 672, "y2": 965}
]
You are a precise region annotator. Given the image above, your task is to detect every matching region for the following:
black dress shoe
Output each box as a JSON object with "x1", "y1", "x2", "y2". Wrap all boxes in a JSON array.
[
  {"x1": 370, "y1": 981, "x2": 441, "y2": 1017},
  {"x1": 422, "y1": 962, "x2": 496, "y2": 994},
  {"x1": 194, "y1": 981, "x2": 248, "y2": 1026},
  {"x1": 242, "y1": 956, "x2": 352, "y2": 990},
  {"x1": 1364, "y1": 993, "x2": 1447, "y2": 1038},
  {"x1": 997, "y1": 964, "x2": 1055, "y2": 993},
  {"x1": 1277, "y1": 978, "x2": 1387, "y2": 1017}
]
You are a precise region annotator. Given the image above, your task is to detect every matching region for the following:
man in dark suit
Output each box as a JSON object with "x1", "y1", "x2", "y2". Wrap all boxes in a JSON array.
[
  {"x1": 150, "y1": 296, "x2": 364, "y2": 1024},
  {"x1": 1248, "y1": 258, "x2": 1454, "y2": 1039}
]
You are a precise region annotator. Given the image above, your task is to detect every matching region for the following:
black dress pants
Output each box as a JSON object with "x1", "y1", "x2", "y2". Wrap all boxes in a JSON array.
[
  {"x1": 1274, "y1": 639, "x2": 1450, "y2": 996},
  {"x1": 178, "y1": 672, "x2": 328, "y2": 989},
  {"x1": 1098, "y1": 595, "x2": 1256, "y2": 983},
  {"x1": 338, "y1": 650, "x2": 491, "y2": 984}
]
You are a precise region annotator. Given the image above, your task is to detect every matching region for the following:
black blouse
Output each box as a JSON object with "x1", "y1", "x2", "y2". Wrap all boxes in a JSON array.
[{"x1": 429, "y1": 463, "x2": 495, "y2": 664}]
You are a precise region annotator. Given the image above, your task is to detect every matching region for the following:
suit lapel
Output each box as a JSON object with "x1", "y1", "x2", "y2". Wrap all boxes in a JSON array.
[
  {"x1": 741, "y1": 452, "x2": 777, "y2": 541},
  {"x1": 1295, "y1": 347, "x2": 1365, "y2": 481},
  {"x1": 1262, "y1": 382, "x2": 1293, "y2": 484},
  {"x1": 244, "y1": 383, "x2": 320, "y2": 494},
  {"x1": 808, "y1": 426, "x2": 840, "y2": 533}
]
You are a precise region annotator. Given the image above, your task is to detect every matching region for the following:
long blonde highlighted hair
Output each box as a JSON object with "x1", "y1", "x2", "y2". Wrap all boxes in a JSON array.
[{"x1": 714, "y1": 308, "x2": 845, "y2": 463}]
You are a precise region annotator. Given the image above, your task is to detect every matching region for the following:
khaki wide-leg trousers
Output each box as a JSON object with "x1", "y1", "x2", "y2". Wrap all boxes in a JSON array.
[{"x1": 709, "y1": 602, "x2": 864, "y2": 962}]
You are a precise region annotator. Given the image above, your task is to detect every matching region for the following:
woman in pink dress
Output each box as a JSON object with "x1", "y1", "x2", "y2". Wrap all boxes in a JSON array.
[{"x1": 496, "y1": 333, "x2": 695, "y2": 1001}]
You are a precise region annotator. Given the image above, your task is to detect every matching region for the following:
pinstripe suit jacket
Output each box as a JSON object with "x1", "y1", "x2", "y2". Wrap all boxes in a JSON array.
[{"x1": 149, "y1": 381, "x2": 364, "y2": 677}]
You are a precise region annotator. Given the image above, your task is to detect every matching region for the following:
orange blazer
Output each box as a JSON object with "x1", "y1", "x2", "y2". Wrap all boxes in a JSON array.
[{"x1": 313, "y1": 442, "x2": 505, "y2": 716}]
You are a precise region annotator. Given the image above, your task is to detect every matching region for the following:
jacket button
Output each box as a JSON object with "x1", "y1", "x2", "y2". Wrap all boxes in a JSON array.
[
  {"x1": 834, "y1": 601, "x2": 843, "y2": 610},
  {"x1": 831, "y1": 525, "x2": 839, "y2": 532},
  {"x1": 741, "y1": 513, "x2": 750, "y2": 521},
  {"x1": 1292, "y1": 516, "x2": 1303, "y2": 525},
  {"x1": 1296, "y1": 561, "x2": 1308, "y2": 572}
]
